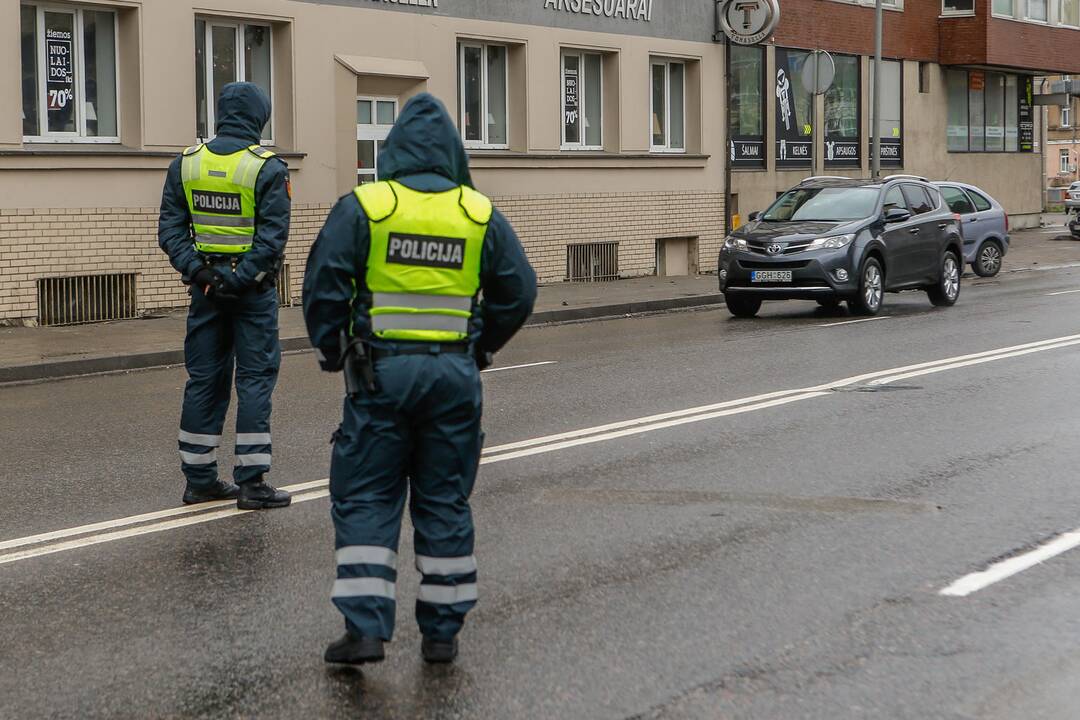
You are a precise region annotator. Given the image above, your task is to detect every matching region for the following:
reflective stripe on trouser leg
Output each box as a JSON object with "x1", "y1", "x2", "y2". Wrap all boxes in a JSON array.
[
  {"x1": 231, "y1": 287, "x2": 280, "y2": 484},
  {"x1": 180, "y1": 289, "x2": 233, "y2": 488},
  {"x1": 330, "y1": 392, "x2": 411, "y2": 641}
]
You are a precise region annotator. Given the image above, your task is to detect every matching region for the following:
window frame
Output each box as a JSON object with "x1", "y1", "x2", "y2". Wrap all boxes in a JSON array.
[
  {"x1": 1062, "y1": 104, "x2": 1072, "y2": 128},
  {"x1": 356, "y1": 96, "x2": 397, "y2": 185},
  {"x1": 457, "y1": 41, "x2": 510, "y2": 151},
  {"x1": 21, "y1": 2, "x2": 121, "y2": 144},
  {"x1": 1025, "y1": 0, "x2": 1049, "y2": 21},
  {"x1": 650, "y1": 58, "x2": 686, "y2": 154},
  {"x1": 1061, "y1": 148, "x2": 1072, "y2": 174},
  {"x1": 942, "y1": 0, "x2": 976, "y2": 15},
  {"x1": 196, "y1": 18, "x2": 275, "y2": 145},
  {"x1": 560, "y1": 49, "x2": 604, "y2": 151},
  {"x1": 947, "y1": 69, "x2": 1030, "y2": 154},
  {"x1": 1062, "y1": 0, "x2": 1080, "y2": 25}
]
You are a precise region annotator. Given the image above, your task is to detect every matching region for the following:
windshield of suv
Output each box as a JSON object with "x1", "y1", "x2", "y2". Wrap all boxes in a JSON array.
[{"x1": 762, "y1": 187, "x2": 879, "y2": 222}]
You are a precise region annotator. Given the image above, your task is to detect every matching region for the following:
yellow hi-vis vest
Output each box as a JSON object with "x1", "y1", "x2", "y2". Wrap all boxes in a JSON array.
[
  {"x1": 180, "y1": 144, "x2": 276, "y2": 255},
  {"x1": 355, "y1": 180, "x2": 491, "y2": 343}
]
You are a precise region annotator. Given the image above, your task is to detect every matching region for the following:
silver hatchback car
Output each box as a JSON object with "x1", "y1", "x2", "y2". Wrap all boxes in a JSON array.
[{"x1": 933, "y1": 182, "x2": 1010, "y2": 277}]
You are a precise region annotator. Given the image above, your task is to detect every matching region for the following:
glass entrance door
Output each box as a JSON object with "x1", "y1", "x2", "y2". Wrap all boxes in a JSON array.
[{"x1": 357, "y1": 97, "x2": 397, "y2": 185}]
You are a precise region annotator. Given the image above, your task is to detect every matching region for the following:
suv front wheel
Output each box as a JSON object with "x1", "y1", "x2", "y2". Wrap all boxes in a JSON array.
[
  {"x1": 724, "y1": 294, "x2": 762, "y2": 318},
  {"x1": 928, "y1": 251, "x2": 961, "y2": 307},
  {"x1": 848, "y1": 258, "x2": 884, "y2": 316}
]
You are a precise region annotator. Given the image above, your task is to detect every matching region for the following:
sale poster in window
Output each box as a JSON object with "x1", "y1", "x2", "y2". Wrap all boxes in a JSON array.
[{"x1": 45, "y1": 13, "x2": 75, "y2": 133}]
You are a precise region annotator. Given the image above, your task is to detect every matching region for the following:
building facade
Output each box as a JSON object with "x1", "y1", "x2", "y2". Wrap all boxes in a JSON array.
[
  {"x1": 2, "y1": 0, "x2": 1079, "y2": 325},
  {"x1": 1041, "y1": 75, "x2": 1080, "y2": 204}
]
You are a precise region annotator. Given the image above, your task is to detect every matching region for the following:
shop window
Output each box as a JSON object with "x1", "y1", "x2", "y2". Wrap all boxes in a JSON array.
[
  {"x1": 1026, "y1": 0, "x2": 1049, "y2": 19},
  {"x1": 651, "y1": 59, "x2": 685, "y2": 152},
  {"x1": 993, "y1": 0, "x2": 1015, "y2": 14},
  {"x1": 728, "y1": 44, "x2": 765, "y2": 168},
  {"x1": 947, "y1": 69, "x2": 1029, "y2": 153},
  {"x1": 774, "y1": 48, "x2": 813, "y2": 168},
  {"x1": 943, "y1": 0, "x2": 974, "y2": 13},
  {"x1": 458, "y1": 42, "x2": 508, "y2": 149},
  {"x1": 1062, "y1": 0, "x2": 1080, "y2": 25},
  {"x1": 195, "y1": 18, "x2": 273, "y2": 143},
  {"x1": 824, "y1": 54, "x2": 860, "y2": 167},
  {"x1": 357, "y1": 97, "x2": 396, "y2": 185},
  {"x1": 870, "y1": 59, "x2": 903, "y2": 166},
  {"x1": 20, "y1": 3, "x2": 119, "y2": 141},
  {"x1": 561, "y1": 51, "x2": 603, "y2": 150},
  {"x1": 1061, "y1": 149, "x2": 1072, "y2": 174}
]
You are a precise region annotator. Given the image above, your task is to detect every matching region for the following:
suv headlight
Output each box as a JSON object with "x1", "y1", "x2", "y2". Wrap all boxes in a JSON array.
[
  {"x1": 724, "y1": 236, "x2": 748, "y2": 251},
  {"x1": 808, "y1": 234, "x2": 855, "y2": 250}
]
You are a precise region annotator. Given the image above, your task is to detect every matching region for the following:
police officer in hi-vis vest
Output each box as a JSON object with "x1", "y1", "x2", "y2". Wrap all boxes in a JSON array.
[
  {"x1": 303, "y1": 94, "x2": 536, "y2": 665},
  {"x1": 158, "y1": 82, "x2": 292, "y2": 510}
]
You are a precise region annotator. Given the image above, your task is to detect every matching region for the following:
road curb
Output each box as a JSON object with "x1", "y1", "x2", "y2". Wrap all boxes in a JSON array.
[{"x1": 0, "y1": 294, "x2": 725, "y2": 384}]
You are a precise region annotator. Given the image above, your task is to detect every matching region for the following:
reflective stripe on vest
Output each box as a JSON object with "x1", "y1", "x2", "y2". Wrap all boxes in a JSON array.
[
  {"x1": 357, "y1": 181, "x2": 491, "y2": 343},
  {"x1": 180, "y1": 144, "x2": 274, "y2": 255}
]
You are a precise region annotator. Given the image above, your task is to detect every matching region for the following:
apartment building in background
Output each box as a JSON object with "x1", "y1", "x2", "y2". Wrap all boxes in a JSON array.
[{"x1": 2, "y1": 0, "x2": 1079, "y2": 325}]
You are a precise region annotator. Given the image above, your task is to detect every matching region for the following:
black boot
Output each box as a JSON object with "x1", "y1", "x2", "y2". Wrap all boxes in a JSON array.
[
  {"x1": 324, "y1": 633, "x2": 385, "y2": 665},
  {"x1": 237, "y1": 478, "x2": 292, "y2": 510},
  {"x1": 182, "y1": 479, "x2": 240, "y2": 505},
  {"x1": 421, "y1": 636, "x2": 458, "y2": 664}
]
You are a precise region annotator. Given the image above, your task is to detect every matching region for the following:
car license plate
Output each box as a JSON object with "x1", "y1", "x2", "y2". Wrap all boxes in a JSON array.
[{"x1": 751, "y1": 270, "x2": 792, "y2": 283}]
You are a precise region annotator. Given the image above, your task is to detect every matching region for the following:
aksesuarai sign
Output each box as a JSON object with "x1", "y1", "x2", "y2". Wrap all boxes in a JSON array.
[{"x1": 544, "y1": 0, "x2": 655, "y2": 22}]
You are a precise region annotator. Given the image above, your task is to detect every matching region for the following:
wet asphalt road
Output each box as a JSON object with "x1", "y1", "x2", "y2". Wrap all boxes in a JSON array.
[{"x1": 4, "y1": 266, "x2": 1080, "y2": 718}]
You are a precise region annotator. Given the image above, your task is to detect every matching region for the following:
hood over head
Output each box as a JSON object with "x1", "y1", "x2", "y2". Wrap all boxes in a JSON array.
[
  {"x1": 214, "y1": 82, "x2": 271, "y2": 143},
  {"x1": 378, "y1": 93, "x2": 474, "y2": 188}
]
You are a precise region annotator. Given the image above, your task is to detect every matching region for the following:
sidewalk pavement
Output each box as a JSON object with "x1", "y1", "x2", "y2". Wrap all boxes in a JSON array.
[
  {"x1": 0, "y1": 275, "x2": 722, "y2": 383},
  {"x1": 2, "y1": 224, "x2": 1078, "y2": 384}
]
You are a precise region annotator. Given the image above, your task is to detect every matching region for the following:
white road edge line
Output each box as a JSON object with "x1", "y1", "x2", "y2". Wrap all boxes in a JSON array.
[
  {"x1": 1045, "y1": 289, "x2": 1080, "y2": 296},
  {"x1": 818, "y1": 316, "x2": 892, "y2": 328},
  {"x1": 482, "y1": 361, "x2": 557, "y2": 374},
  {"x1": 0, "y1": 489, "x2": 331, "y2": 566},
  {"x1": 4, "y1": 332, "x2": 1080, "y2": 565},
  {"x1": 939, "y1": 530, "x2": 1080, "y2": 597}
]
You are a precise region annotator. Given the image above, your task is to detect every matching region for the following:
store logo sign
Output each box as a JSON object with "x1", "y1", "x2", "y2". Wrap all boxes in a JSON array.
[
  {"x1": 717, "y1": 0, "x2": 780, "y2": 45},
  {"x1": 544, "y1": 0, "x2": 655, "y2": 22}
]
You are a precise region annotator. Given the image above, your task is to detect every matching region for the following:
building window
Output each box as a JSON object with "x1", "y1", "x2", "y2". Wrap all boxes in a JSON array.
[
  {"x1": 562, "y1": 51, "x2": 602, "y2": 150},
  {"x1": 1026, "y1": 0, "x2": 1049, "y2": 19},
  {"x1": 729, "y1": 44, "x2": 765, "y2": 168},
  {"x1": 651, "y1": 59, "x2": 685, "y2": 152},
  {"x1": 20, "y1": 3, "x2": 118, "y2": 141},
  {"x1": 871, "y1": 59, "x2": 903, "y2": 166},
  {"x1": 459, "y1": 42, "x2": 508, "y2": 149},
  {"x1": 1063, "y1": 0, "x2": 1080, "y2": 24},
  {"x1": 943, "y1": 0, "x2": 975, "y2": 13},
  {"x1": 947, "y1": 69, "x2": 1029, "y2": 153},
  {"x1": 1061, "y1": 149, "x2": 1072, "y2": 174},
  {"x1": 357, "y1": 97, "x2": 396, "y2": 185},
  {"x1": 824, "y1": 54, "x2": 860, "y2": 167},
  {"x1": 195, "y1": 19, "x2": 273, "y2": 143},
  {"x1": 774, "y1": 48, "x2": 813, "y2": 168},
  {"x1": 1063, "y1": 105, "x2": 1072, "y2": 127},
  {"x1": 993, "y1": 0, "x2": 1015, "y2": 14}
]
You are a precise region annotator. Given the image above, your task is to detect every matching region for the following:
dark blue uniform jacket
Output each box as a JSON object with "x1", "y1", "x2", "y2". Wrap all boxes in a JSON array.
[
  {"x1": 158, "y1": 82, "x2": 290, "y2": 292},
  {"x1": 302, "y1": 93, "x2": 537, "y2": 371}
]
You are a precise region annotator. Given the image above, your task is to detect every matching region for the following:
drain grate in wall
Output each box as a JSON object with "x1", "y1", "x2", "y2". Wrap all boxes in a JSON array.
[
  {"x1": 566, "y1": 242, "x2": 619, "y2": 282},
  {"x1": 277, "y1": 264, "x2": 293, "y2": 307},
  {"x1": 37, "y1": 273, "x2": 138, "y2": 326}
]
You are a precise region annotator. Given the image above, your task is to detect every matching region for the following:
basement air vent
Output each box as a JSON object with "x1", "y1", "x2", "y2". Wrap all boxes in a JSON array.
[
  {"x1": 566, "y1": 242, "x2": 619, "y2": 283},
  {"x1": 37, "y1": 273, "x2": 137, "y2": 326},
  {"x1": 277, "y1": 264, "x2": 293, "y2": 307}
]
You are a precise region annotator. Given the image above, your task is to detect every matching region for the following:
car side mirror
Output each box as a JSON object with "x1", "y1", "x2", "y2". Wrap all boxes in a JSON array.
[
  {"x1": 747, "y1": 211, "x2": 761, "y2": 222},
  {"x1": 883, "y1": 207, "x2": 912, "y2": 224}
]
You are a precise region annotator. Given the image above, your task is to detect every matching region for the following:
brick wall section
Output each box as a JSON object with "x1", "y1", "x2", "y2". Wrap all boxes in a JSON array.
[
  {"x1": 772, "y1": 0, "x2": 940, "y2": 61},
  {"x1": 494, "y1": 191, "x2": 724, "y2": 283},
  {"x1": 0, "y1": 192, "x2": 723, "y2": 323}
]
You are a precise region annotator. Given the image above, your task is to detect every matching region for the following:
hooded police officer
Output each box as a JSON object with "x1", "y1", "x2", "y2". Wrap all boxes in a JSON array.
[
  {"x1": 158, "y1": 82, "x2": 292, "y2": 510},
  {"x1": 303, "y1": 94, "x2": 537, "y2": 665}
]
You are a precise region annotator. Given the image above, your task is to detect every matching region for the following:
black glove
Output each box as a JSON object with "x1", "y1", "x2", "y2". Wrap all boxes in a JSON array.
[
  {"x1": 475, "y1": 348, "x2": 494, "y2": 371},
  {"x1": 192, "y1": 266, "x2": 226, "y2": 299}
]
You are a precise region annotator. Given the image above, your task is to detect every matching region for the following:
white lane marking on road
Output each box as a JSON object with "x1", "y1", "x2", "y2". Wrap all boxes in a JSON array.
[
  {"x1": 5, "y1": 332, "x2": 1080, "y2": 565},
  {"x1": 482, "y1": 361, "x2": 557, "y2": 374},
  {"x1": 0, "y1": 478, "x2": 330, "y2": 553},
  {"x1": 818, "y1": 316, "x2": 891, "y2": 328},
  {"x1": 0, "y1": 490, "x2": 331, "y2": 566},
  {"x1": 1045, "y1": 289, "x2": 1080, "y2": 296},
  {"x1": 940, "y1": 530, "x2": 1080, "y2": 597}
]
